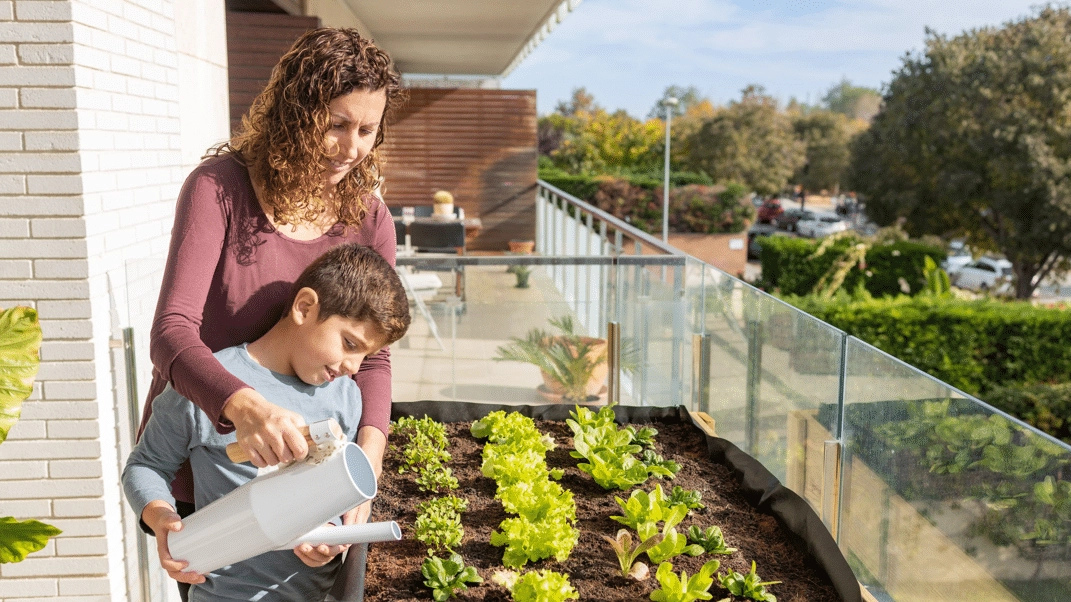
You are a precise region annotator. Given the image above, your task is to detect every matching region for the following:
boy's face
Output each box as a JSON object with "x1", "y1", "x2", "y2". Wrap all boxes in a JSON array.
[{"x1": 290, "y1": 290, "x2": 388, "y2": 386}]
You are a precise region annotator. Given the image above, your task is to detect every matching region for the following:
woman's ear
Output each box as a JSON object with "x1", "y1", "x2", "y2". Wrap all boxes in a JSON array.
[{"x1": 291, "y1": 287, "x2": 320, "y2": 325}]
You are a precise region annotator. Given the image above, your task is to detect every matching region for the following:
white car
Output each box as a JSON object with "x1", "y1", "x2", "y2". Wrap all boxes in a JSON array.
[
  {"x1": 952, "y1": 257, "x2": 1013, "y2": 292},
  {"x1": 941, "y1": 240, "x2": 973, "y2": 274},
  {"x1": 796, "y1": 214, "x2": 849, "y2": 238}
]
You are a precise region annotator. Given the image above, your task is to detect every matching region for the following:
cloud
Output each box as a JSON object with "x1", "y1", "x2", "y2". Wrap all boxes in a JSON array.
[{"x1": 503, "y1": 0, "x2": 1042, "y2": 116}]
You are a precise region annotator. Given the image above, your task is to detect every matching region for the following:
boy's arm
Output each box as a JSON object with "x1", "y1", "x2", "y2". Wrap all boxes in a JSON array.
[{"x1": 122, "y1": 389, "x2": 204, "y2": 582}]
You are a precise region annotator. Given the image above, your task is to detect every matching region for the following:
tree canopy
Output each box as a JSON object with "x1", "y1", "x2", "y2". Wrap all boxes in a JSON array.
[
  {"x1": 848, "y1": 6, "x2": 1071, "y2": 298},
  {"x1": 684, "y1": 85, "x2": 805, "y2": 196},
  {"x1": 822, "y1": 78, "x2": 882, "y2": 121}
]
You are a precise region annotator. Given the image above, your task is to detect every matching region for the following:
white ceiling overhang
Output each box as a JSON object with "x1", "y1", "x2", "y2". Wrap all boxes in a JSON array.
[{"x1": 315, "y1": 0, "x2": 580, "y2": 77}]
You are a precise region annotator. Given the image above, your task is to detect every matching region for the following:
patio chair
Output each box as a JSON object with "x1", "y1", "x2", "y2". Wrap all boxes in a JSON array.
[{"x1": 407, "y1": 221, "x2": 465, "y2": 300}]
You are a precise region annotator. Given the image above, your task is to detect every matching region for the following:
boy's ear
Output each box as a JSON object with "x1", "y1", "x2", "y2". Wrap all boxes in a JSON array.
[{"x1": 291, "y1": 287, "x2": 320, "y2": 325}]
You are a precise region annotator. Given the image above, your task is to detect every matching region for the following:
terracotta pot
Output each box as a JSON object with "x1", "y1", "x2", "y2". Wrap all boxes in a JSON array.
[
  {"x1": 538, "y1": 336, "x2": 608, "y2": 401},
  {"x1": 508, "y1": 240, "x2": 535, "y2": 254}
]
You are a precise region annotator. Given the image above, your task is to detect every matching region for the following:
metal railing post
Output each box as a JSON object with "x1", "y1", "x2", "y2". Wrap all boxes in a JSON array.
[
  {"x1": 692, "y1": 333, "x2": 711, "y2": 412},
  {"x1": 744, "y1": 318, "x2": 763, "y2": 457},
  {"x1": 122, "y1": 328, "x2": 153, "y2": 602},
  {"x1": 607, "y1": 321, "x2": 621, "y2": 405}
]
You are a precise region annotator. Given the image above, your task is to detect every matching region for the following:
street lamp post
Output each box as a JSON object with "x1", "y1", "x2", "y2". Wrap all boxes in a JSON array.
[{"x1": 661, "y1": 97, "x2": 679, "y2": 243}]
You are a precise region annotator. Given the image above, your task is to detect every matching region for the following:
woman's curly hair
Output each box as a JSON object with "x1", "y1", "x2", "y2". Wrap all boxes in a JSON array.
[{"x1": 213, "y1": 28, "x2": 404, "y2": 227}]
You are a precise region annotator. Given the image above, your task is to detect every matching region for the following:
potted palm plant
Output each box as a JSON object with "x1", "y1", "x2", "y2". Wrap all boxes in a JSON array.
[{"x1": 494, "y1": 315, "x2": 615, "y2": 403}]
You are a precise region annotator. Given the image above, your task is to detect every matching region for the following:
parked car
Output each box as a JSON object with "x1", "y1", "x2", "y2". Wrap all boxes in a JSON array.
[
  {"x1": 941, "y1": 239, "x2": 973, "y2": 274},
  {"x1": 796, "y1": 213, "x2": 849, "y2": 238},
  {"x1": 756, "y1": 199, "x2": 784, "y2": 224},
  {"x1": 773, "y1": 208, "x2": 814, "y2": 232},
  {"x1": 952, "y1": 256, "x2": 1013, "y2": 292}
]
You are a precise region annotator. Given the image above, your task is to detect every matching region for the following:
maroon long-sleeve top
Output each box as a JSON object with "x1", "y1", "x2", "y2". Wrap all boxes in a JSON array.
[{"x1": 142, "y1": 155, "x2": 395, "y2": 503}]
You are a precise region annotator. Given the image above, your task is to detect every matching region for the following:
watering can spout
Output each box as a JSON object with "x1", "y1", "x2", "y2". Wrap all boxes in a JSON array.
[{"x1": 278, "y1": 521, "x2": 402, "y2": 550}]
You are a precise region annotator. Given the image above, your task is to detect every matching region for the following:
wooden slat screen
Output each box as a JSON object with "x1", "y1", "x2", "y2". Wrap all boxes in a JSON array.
[
  {"x1": 381, "y1": 88, "x2": 537, "y2": 251},
  {"x1": 226, "y1": 11, "x2": 319, "y2": 133}
]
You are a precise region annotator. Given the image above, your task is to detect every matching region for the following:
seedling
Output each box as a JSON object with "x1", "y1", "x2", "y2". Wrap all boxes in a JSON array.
[
  {"x1": 493, "y1": 569, "x2": 579, "y2": 602},
  {"x1": 718, "y1": 561, "x2": 779, "y2": 602},
  {"x1": 688, "y1": 525, "x2": 736, "y2": 555},
  {"x1": 421, "y1": 553, "x2": 483, "y2": 601},
  {"x1": 602, "y1": 528, "x2": 664, "y2": 579},
  {"x1": 646, "y1": 526, "x2": 704, "y2": 564},
  {"x1": 415, "y1": 496, "x2": 467, "y2": 554},
  {"x1": 641, "y1": 449, "x2": 681, "y2": 478},
  {"x1": 612, "y1": 484, "x2": 690, "y2": 540},
  {"x1": 668, "y1": 486, "x2": 704, "y2": 510},
  {"x1": 649, "y1": 560, "x2": 725, "y2": 602}
]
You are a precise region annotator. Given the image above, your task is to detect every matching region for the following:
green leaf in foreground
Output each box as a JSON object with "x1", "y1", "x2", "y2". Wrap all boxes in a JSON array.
[
  {"x1": 0, "y1": 517, "x2": 61, "y2": 563},
  {"x1": 493, "y1": 569, "x2": 579, "y2": 602},
  {"x1": 718, "y1": 560, "x2": 780, "y2": 602},
  {"x1": 0, "y1": 307, "x2": 42, "y2": 444},
  {"x1": 649, "y1": 560, "x2": 723, "y2": 602},
  {"x1": 422, "y1": 553, "x2": 483, "y2": 601}
]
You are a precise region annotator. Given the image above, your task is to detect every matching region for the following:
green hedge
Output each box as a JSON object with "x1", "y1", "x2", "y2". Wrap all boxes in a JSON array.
[
  {"x1": 538, "y1": 168, "x2": 713, "y2": 201},
  {"x1": 790, "y1": 296, "x2": 1071, "y2": 396},
  {"x1": 758, "y1": 236, "x2": 944, "y2": 297},
  {"x1": 985, "y1": 383, "x2": 1071, "y2": 444}
]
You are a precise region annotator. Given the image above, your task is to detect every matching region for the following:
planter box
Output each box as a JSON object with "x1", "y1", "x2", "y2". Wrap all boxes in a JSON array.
[{"x1": 350, "y1": 401, "x2": 860, "y2": 602}]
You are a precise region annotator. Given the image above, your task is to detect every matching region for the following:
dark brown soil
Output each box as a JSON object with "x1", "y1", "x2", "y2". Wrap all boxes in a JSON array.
[{"x1": 366, "y1": 419, "x2": 842, "y2": 602}]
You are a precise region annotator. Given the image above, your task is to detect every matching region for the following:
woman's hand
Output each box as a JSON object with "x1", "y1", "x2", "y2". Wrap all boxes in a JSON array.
[
  {"x1": 221, "y1": 388, "x2": 308, "y2": 467},
  {"x1": 143, "y1": 501, "x2": 206, "y2": 585}
]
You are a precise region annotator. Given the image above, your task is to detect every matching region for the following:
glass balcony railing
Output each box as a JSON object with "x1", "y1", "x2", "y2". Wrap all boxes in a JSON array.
[{"x1": 113, "y1": 181, "x2": 1071, "y2": 601}]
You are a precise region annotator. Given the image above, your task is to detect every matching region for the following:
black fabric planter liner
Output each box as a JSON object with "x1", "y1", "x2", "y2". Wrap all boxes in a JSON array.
[{"x1": 379, "y1": 400, "x2": 861, "y2": 602}]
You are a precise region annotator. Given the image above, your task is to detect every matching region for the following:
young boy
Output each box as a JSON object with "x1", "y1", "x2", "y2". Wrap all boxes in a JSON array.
[{"x1": 123, "y1": 243, "x2": 411, "y2": 601}]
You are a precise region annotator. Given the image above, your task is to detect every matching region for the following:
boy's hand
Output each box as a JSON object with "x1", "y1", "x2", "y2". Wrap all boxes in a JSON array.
[
  {"x1": 293, "y1": 526, "x2": 349, "y2": 568},
  {"x1": 222, "y1": 388, "x2": 308, "y2": 467},
  {"x1": 142, "y1": 501, "x2": 206, "y2": 584}
]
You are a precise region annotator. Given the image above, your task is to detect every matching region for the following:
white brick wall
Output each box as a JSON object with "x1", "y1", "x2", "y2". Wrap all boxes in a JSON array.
[{"x1": 0, "y1": 1, "x2": 229, "y2": 601}]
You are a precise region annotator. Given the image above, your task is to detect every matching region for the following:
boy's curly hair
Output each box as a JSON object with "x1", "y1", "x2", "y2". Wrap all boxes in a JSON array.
[{"x1": 212, "y1": 28, "x2": 405, "y2": 228}]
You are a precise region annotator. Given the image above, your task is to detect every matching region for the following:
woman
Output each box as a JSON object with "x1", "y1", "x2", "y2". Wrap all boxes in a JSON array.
[{"x1": 142, "y1": 28, "x2": 403, "y2": 531}]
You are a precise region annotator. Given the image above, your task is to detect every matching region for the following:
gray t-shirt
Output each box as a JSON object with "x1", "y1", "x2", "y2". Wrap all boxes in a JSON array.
[{"x1": 123, "y1": 344, "x2": 363, "y2": 602}]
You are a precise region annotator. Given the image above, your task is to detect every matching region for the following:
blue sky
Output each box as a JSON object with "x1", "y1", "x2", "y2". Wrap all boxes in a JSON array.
[{"x1": 502, "y1": 0, "x2": 1043, "y2": 118}]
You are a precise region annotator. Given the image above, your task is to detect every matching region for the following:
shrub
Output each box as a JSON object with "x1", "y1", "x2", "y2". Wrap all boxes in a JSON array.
[
  {"x1": 667, "y1": 183, "x2": 754, "y2": 234},
  {"x1": 758, "y1": 235, "x2": 944, "y2": 297},
  {"x1": 790, "y1": 296, "x2": 1071, "y2": 396},
  {"x1": 984, "y1": 383, "x2": 1071, "y2": 444}
]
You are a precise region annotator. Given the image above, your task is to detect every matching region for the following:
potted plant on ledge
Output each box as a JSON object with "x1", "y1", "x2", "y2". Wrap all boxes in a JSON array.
[{"x1": 494, "y1": 315, "x2": 633, "y2": 403}]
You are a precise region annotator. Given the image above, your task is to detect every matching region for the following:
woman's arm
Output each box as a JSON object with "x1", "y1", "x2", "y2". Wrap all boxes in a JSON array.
[
  {"x1": 149, "y1": 162, "x2": 308, "y2": 465},
  {"x1": 353, "y1": 199, "x2": 397, "y2": 439}
]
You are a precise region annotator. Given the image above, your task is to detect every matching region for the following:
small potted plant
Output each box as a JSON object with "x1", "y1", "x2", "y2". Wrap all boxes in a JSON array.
[
  {"x1": 432, "y1": 190, "x2": 454, "y2": 218},
  {"x1": 494, "y1": 315, "x2": 633, "y2": 403}
]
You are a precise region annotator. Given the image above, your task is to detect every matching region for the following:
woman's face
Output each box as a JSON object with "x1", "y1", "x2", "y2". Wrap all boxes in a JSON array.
[{"x1": 323, "y1": 88, "x2": 387, "y2": 189}]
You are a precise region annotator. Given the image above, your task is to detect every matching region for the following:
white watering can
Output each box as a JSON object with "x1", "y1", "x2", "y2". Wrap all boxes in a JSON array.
[{"x1": 169, "y1": 442, "x2": 400, "y2": 575}]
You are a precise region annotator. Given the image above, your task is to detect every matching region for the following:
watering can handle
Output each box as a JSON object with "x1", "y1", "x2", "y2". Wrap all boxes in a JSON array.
[{"x1": 225, "y1": 419, "x2": 343, "y2": 464}]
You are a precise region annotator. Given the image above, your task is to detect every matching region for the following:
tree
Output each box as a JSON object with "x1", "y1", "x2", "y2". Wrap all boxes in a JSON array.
[
  {"x1": 791, "y1": 110, "x2": 863, "y2": 193},
  {"x1": 685, "y1": 85, "x2": 805, "y2": 195},
  {"x1": 848, "y1": 7, "x2": 1071, "y2": 298},
  {"x1": 822, "y1": 78, "x2": 881, "y2": 121},
  {"x1": 541, "y1": 91, "x2": 664, "y2": 174},
  {"x1": 555, "y1": 87, "x2": 600, "y2": 117},
  {"x1": 646, "y1": 85, "x2": 707, "y2": 120}
]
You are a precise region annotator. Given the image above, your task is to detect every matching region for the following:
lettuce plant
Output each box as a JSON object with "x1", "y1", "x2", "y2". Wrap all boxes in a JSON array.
[
  {"x1": 612, "y1": 484, "x2": 690, "y2": 540},
  {"x1": 494, "y1": 569, "x2": 579, "y2": 602},
  {"x1": 0, "y1": 307, "x2": 61, "y2": 564},
  {"x1": 568, "y1": 405, "x2": 677, "y2": 489},
  {"x1": 474, "y1": 411, "x2": 578, "y2": 568},
  {"x1": 421, "y1": 552, "x2": 483, "y2": 601},
  {"x1": 392, "y1": 415, "x2": 458, "y2": 493},
  {"x1": 718, "y1": 561, "x2": 780, "y2": 602},
  {"x1": 645, "y1": 526, "x2": 704, "y2": 564},
  {"x1": 688, "y1": 525, "x2": 736, "y2": 555},
  {"x1": 668, "y1": 486, "x2": 704, "y2": 510},
  {"x1": 649, "y1": 560, "x2": 724, "y2": 602}
]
